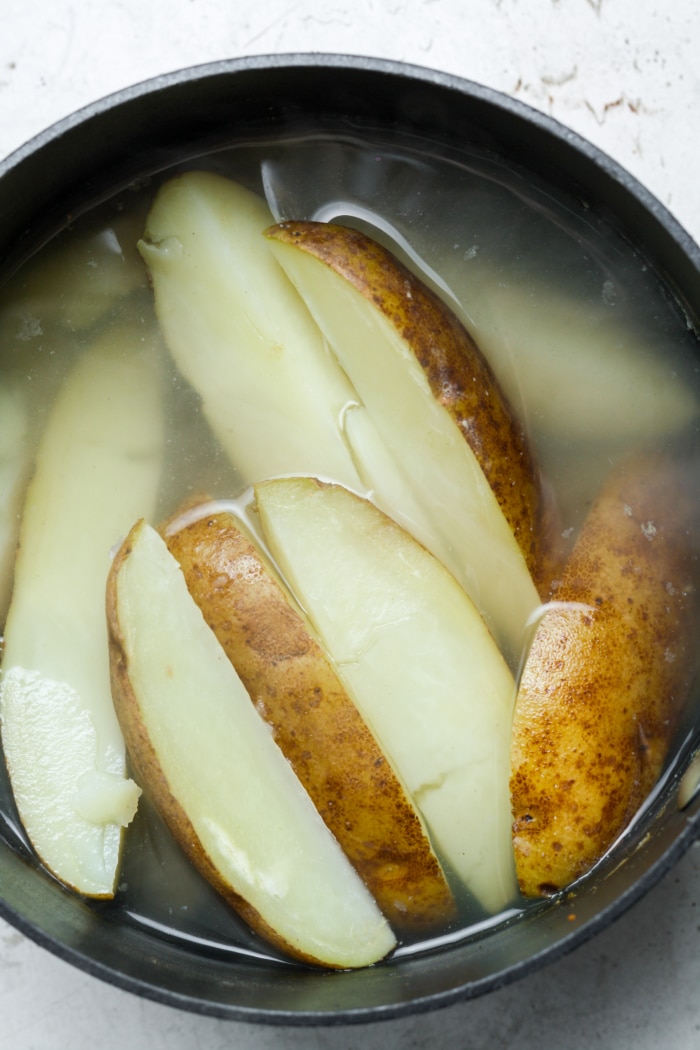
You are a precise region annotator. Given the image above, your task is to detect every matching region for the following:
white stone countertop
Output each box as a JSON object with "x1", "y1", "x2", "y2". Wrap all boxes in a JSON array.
[{"x1": 1, "y1": 1, "x2": 700, "y2": 1047}]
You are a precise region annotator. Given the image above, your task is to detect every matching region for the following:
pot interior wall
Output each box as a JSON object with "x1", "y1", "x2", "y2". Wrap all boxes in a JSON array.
[{"x1": 1, "y1": 56, "x2": 700, "y2": 1023}]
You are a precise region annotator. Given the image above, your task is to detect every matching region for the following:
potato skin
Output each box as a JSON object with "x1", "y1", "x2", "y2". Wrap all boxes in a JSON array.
[
  {"x1": 266, "y1": 220, "x2": 546, "y2": 587},
  {"x1": 106, "y1": 523, "x2": 338, "y2": 967},
  {"x1": 510, "y1": 450, "x2": 700, "y2": 897},
  {"x1": 162, "y1": 506, "x2": 456, "y2": 933}
]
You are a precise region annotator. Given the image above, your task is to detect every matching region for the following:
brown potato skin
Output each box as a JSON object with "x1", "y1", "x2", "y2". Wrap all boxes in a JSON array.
[
  {"x1": 106, "y1": 522, "x2": 337, "y2": 968},
  {"x1": 266, "y1": 220, "x2": 546, "y2": 588},
  {"x1": 510, "y1": 450, "x2": 700, "y2": 897},
  {"x1": 162, "y1": 506, "x2": 456, "y2": 933}
]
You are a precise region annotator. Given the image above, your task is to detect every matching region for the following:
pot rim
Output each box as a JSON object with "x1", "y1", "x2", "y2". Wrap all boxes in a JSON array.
[
  {"x1": 2, "y1": 51, "x2": 699, "y2": 255},
  {"x1": 1, "y1": 51, "x2": 700, "y2": 1026}
]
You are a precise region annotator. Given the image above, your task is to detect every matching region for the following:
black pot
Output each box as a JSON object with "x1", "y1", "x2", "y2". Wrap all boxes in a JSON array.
[{"x1": 1, "y1": 53, "x2": 699, "y2": 1026}]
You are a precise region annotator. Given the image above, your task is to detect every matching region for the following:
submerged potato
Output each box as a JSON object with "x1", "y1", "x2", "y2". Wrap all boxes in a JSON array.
[
  {"x1": 0, "y1": 382, "x2": 30, "y2": 621},
  {"x1": 0, "y1": 204, "x2": 150, "y2": 337},
  {"x1": 255, "y1": 477, "x2": 518, "y2": 915},
  {"x1": 265, "y1": 221, "x2": 545, "y2": 661},
  {"x1": 510, "y1": 449, "x2": 700, "y2": 897},
  {"x1": 0, "y1": 325, "x2": 164, "y2": 896},
  {"x1": 107, "y1": 520, "x2": 396, "y2": 969},
  {"x1": 163, "y1": 504, "x2": 456, "y2": 933},
  {"x1": 453, "y1": 269, "x2": 700, "y2": 445},
  {"x1": 138, "y1": 173, "x2": 363, "y2": 491}
]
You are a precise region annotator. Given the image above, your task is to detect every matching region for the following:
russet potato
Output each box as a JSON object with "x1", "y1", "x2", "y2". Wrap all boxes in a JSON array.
[
  {"x1": 137, "y1": 172, "x2": 363, "y2": 492},
  {"x1": 0, "y1": 382, "x2": 30, "y2": 622},
  {"x1": 254, "y1": 476, "x2": 519, "y2": 915},
  {"x1": 510, "y1": 449, "x2": 700, "y2": 897},
  {"x1": 447, "y1": 267, "x2": 700, "y2": 446},
  {"x1": 265, "y1": 220, "x2": 546, "y2": 662},
  {"x1": 107, "y1": 519, "x2": 396, "y2": 969},
  {"x1": 0, "y1": 203, "x2": 150, "y2": 338},
  {"x1": 0, "y1": 325, "x2": 163, "y2": 896},
  {"x1": 162, "y1": 503, "x2": 456, "y2": 933}
]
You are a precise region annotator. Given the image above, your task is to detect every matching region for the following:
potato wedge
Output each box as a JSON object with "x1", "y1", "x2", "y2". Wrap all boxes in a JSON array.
[
  {"x1": 0, "y1": 382, "x2": 30, "y2": 621},
  {"x1": 265, "y1": 221, "x2": 544, "y2": 662},
  {"x1": 510, "y1": 449, "x2": 700, "y2": 897},
  {"x1": 0, "y1": 324, "x2": 164, "y2": 896},
  {"x1": 0, "y1": 204, "x2": 149, "y2": 337},
  {"x1": 138, "y1": 173, "x2": 363, "y2": 491},
  {"x1": 255, "y1": 477, "x2": 518, "y2": 915},
  {"x1": 107, "y1": 519, "x2": 396, "y2": 969},
  {"x1": 163, "y1": 503, "x2": 456, "y2": 933},
  {"x1": 452, "y1": 269, "x2": 700, "y2": 445}
]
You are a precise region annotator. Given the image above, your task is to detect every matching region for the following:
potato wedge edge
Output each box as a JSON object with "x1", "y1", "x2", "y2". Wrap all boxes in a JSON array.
[
  {"x1": 510, "y1": 449, "x2": 700, "y2": 897},
  {"x1": 162, "y1": 503, "x2": 457, "y2": 934},
  {"x1": 107, "y1": 518, "x2": 396, "y2": 969}
]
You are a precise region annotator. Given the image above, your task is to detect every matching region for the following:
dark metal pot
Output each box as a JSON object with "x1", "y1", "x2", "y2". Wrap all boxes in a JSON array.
[{"x1": 1, "y1": 53, "x2": 699, "y2": 1025}]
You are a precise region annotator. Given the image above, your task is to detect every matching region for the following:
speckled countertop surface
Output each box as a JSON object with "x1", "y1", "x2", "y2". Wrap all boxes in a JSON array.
[{"x1": 1, "y1": 2, "x2": 700, "y2": 1047}]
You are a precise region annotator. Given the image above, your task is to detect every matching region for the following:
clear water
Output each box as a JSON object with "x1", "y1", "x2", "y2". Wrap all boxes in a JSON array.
[{"x1": 1, "y1": 128, "x2": 699, "y2": 967}]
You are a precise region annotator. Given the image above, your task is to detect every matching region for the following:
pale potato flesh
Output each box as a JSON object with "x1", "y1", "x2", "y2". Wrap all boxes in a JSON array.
[
  {"x1": 265, "y1": 221, "x2": 544, "y2": 663},
  {"x1": 0, "y1": 383, "x2": 30, "y2": 621},
  {"x1": 341, "y1": 403, "x2": 449, "y2": 557},
  {"x1": 138, "y1": 172, "x2": 363, "y2": 491},
  {"x1": 510, "y1": 450, "x2": 700, "y2": 896},
  {"x1": 678, "y1": 753, "x2": 700, "y2": 810},
  {"x1": 255, "y1": 477, "x2": 518, "y2": 914},
  {"x1": 449, "y1": 268, "x2": 700, "y2": 444},
  {"x1": 163, "y1": 503, "x2": 456, "y2": 933},
  {"x1": 107, "y1": 520, "x2": 396, "y2": 969},
  {"x1": 0, "y1": 325, "x2": 164, "y2": 896},
  {"x1": 0, "y1": 205, "x2": 150, "y2": 337}
]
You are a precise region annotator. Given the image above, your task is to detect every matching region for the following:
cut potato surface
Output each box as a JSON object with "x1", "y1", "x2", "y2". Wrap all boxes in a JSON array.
[
  {"x1": 163, "y1": 504, "x2": 456, "y2": 933},
  {"x1": 266, "y1": 221, "x2": 543, "y2": 663},
  {"x1": 0, "y1": 383, "x2": 30, "y2": 621},
  {"x1": 107, "y1": 520, "x2": 395, "y2": 968},
  {"x1": 453, "y1": 269, "x2": 700, "y2": 444},
  {"x1": 0, "y1": 205, "x2": 149, "y2": 338},
  {"x1": 255, "y1": 477, "x2": 518, "y2": 914},
  {"x1": 138, "y1": 173, "x2": 363, "y2": 491},
  {"x1": 0, "y1": 326, "x2": 164, "y2": 896},
  {"x1": 511, "y1": 450, "x2": 700, "y2": 897}
]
